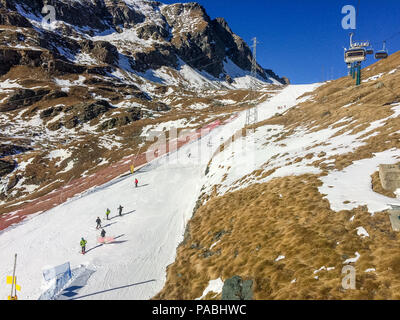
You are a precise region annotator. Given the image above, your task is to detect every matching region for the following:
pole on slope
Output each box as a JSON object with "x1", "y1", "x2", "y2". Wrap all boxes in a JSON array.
[
  {"x1": 245, "y1": 37, "x2": 259, "y2": 130},
  {"x1": 355, "y1": 64, "x2": 358, "y2": 84},
  {"x1": 14, "y1": 276, "x2": 17, "y2": 297},
  {"x1": 10, "y1": 254, "x2": 17, "y2": 300}
]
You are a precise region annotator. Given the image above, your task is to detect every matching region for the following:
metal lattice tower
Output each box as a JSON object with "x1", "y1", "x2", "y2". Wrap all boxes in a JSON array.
[{"x1": 245, "y1": 37, "x2": 258, "y2": 128}]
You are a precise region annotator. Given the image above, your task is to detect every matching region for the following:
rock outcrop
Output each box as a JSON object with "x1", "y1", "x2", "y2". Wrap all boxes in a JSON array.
[
  {"x1": 1, "y1": 88, "x2": 50, "y2": 112},
  {"x1": 81, "y1": 40, "x2": 119, "y2": 66},
  {"x1": 221, "y1": 275, "x2": 253, "y2": 300}
]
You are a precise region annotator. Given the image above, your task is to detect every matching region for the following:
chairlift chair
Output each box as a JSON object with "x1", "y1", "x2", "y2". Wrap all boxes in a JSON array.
[
  {"x1": 344, "y1": 47, "x2": 367, "y2": 64},
  {"x1": 375, "y1": 51, "x2": 388, "y2": 59},
  {"x1": 375, "y1": 41, "x2": 388, "y2": 59}
]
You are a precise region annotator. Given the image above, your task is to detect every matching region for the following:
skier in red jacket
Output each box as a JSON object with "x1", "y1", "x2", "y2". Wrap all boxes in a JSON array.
[{"x1": 135, "y1": 178, "x2": 138, "y2": 188}]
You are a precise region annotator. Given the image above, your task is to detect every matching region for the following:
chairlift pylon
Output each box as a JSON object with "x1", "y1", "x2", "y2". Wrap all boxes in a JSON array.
[{"x1": 344, "y1": 33, "x2": 367, "y2": 86}]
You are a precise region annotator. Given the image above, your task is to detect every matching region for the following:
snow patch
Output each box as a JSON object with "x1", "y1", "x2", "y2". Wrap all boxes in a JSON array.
[
  {"x1": 275, "y1": 255, "x2": 285, "y2": 262},
  {"x1": 319, "y1": 149, "x2": 400, "y2": 214},
  {"x1": 343, "y1": 252, "x2": 361, "y2": 264},
  {"x1": 356, "y1": 226, "x2": 369, "y2": 238},
  {"x1": 195, "y1": 278, "x2": 224, "y2": 300}
]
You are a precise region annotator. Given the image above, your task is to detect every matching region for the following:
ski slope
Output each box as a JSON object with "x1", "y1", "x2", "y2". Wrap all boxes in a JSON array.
[{"x1": 0, "y1": 85, "x2": 318, "y2": 300}]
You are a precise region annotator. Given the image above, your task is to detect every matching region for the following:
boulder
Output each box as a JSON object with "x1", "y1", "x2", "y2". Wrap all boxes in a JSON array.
[
  {"x1": 379, "y1": 164, "x2": 400, "y2": 191},
  {"x1": 221, "y1": 276, "x2": 253, "y2": 300}
]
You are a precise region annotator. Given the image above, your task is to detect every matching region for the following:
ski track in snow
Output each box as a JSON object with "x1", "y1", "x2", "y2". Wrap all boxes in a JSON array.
[{"x1": 0, "y1": 85, "x2": 319, "y2": 300}]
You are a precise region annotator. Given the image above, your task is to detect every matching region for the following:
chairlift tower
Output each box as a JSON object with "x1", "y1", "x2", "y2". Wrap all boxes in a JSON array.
[
  {"x1": 245, "y1": 37, "x2": 258, "y2": 128},
  {"x1": 344, "y1": 33, "x2": 370, "y2": 86}
]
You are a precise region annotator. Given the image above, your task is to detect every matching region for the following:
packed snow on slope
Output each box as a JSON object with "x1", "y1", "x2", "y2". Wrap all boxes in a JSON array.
[
  {"x1": 319, "y1": 148, "x2": 400, "y2": 214},
  {"x1": 0, "y1": 153, "x2": 205, "y2": 299}
]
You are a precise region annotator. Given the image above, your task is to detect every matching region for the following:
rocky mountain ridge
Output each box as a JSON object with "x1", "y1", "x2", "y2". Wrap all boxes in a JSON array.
[{"x1": 0, "y1": 0, "x2": 287, "y2": 84}]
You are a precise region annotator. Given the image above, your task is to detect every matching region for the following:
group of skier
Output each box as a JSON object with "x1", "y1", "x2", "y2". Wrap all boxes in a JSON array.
[
  {"x1": 80, "y1": 205, "x2": 123, "y2": 254},
  {"x1": 80, "y1": 175, "x2": 140, "y2": 254}
]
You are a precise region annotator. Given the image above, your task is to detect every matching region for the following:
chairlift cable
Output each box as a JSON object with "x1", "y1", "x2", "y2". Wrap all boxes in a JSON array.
[
  {"x1": 356, "y1": 0, "x2": 361, "y2": 32},
  {"x1": 369, "y1": 31, "x2": 400, "y2": 47}
]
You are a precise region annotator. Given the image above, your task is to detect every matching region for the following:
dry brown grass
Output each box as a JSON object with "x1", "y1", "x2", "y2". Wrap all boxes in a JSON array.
[{"x1": 156, "y1": 174, "x2": 400, "y2": 300}]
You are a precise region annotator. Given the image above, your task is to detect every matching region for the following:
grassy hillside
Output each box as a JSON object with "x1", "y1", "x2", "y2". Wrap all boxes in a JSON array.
[{"x1": 155, "y1": 51, "x2": 400, "y2": 300}]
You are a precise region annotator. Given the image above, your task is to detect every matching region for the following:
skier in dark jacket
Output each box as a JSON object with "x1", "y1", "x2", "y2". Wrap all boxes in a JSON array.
[
  {"x1": 118, "y1": 205, "x2": 123, "y2": 216},
  {"x1": 101, "y1": 229, "x2": 106, "y2": 238},
  {"x1": 96, "y1": 217, "x2": 101, "y2": 229}
]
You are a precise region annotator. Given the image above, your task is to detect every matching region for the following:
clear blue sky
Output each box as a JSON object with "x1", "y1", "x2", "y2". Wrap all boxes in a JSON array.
[{"x1": 162, "y1": 0, "x2": 400, "y2": 84}]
